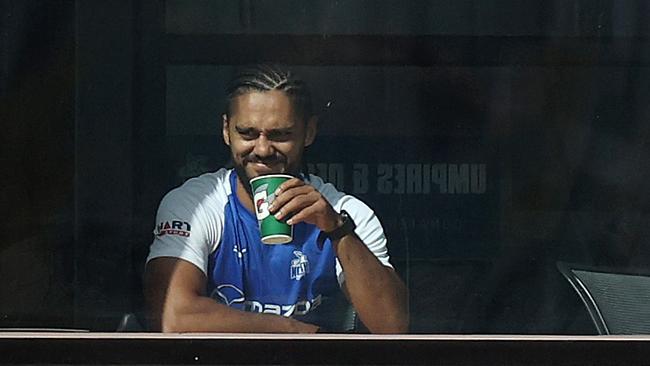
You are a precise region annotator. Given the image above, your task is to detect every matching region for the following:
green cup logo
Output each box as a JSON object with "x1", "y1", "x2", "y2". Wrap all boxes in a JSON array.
[
  {"x1": 249, "y1": 174, "x2": 293, "y2": 244},
  {"x1": 253, "y1": 183, "x2": 270, "y2": 220}
]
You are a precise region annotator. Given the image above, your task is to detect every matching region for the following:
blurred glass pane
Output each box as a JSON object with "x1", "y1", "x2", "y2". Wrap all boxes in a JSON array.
[{"x1": 166, "y1": 0, "x2": 649, "y2": 36}]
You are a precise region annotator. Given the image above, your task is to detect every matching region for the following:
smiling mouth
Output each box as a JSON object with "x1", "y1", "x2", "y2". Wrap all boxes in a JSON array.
[{"x1": 248, "y1": 161, "x2": 284, "y2": 174}]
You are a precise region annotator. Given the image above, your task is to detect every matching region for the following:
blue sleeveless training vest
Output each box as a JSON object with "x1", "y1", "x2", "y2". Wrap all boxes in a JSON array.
[{"x1": 206, "y1": 171, "x2": 348, "y2": 328}]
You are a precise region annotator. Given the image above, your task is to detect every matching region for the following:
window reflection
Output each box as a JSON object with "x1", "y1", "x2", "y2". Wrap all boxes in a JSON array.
[{"x1": 2, "y1": 0, "x2": 649, "y2": 335}]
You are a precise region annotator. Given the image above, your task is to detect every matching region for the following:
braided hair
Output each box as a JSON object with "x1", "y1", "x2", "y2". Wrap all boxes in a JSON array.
[{"x1": 225, "y1": 64, "x2": 313, "y2": 121}]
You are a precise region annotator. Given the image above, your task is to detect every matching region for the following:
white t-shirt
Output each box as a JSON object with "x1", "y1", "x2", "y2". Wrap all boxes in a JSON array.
[{"x1": 147, "y1": 168, "x2": 392, "y2": 285}]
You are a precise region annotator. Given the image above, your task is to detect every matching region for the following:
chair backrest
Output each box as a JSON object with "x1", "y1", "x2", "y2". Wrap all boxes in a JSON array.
[
  {"x1": 316, "y1": 297, "x2": 360, "y2": 333},
  {"x1": 116, "y1": 312, "x2": 145, "y2": 332},
  {"x1": 295, "y1": 294, "x2": 359, "y2": 333},
  {"x1": 336, "y1": 302, "x2": 359, "y2": 333},
  {"x1": 557, "y1": 261, "x2": 650, "y2": 335}
]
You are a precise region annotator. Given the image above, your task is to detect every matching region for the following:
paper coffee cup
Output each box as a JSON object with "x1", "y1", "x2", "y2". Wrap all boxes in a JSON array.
[{"x1": 250, "y1": 174, "x2": 293, "y2": 244}]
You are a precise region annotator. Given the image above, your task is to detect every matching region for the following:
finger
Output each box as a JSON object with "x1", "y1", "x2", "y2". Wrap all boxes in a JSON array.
[
  {"x1": 275, "y1": 178, "x2": 305, "y2": 195},
  {"x1": 269, "y1": 185, "x2": 313, "y2": 213},
  {"x1": 285, "y1": 203, "x2": 320, "y2": 226},
  {"x1": 274, "y1": 191, "x2": 321, "y2": 221}
]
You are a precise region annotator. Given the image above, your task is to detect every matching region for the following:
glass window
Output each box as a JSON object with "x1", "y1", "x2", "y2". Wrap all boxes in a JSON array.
[{"x1": 3, "y1": 0, "x2": 650, "y2": 339}]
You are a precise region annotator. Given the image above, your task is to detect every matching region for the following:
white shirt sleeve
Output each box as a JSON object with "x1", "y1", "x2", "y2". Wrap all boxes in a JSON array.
[
  {"x1": 310, "y1": 175, "x2": 393, "y2": 286},
  {"x1": 146, "y1": 171, "x2": 228, "y2": 275}
]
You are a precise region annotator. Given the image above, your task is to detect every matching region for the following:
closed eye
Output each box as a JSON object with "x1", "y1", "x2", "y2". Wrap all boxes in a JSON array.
[
  {"x1": 267, "y1": 130, "x2": 292, "y2": 141},
  {"x1": 235, "y1": 127, "x2": 293, "y2": 141},
  {"x1": 235, "y1": 127, "x2": 259, "y2": 140}
]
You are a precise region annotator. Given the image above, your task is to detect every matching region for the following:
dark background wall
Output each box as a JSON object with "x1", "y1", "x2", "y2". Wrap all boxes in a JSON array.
[
  {"x1": 2, "y1": 0, "x2": 649, "y2": 333},
  {"x1": 1, "y1": 0, "x2": 75, "y2": 328}
]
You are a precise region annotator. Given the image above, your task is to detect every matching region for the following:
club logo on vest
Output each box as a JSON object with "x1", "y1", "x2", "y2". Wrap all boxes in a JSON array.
[
  {"x1": 156, "y1": 220, "x2": 191, "y2": 237},
  {"x1": 290, "y1": 250, "x2": 310, "y2": 281},
  {"x1": 211, "y1": 284, "x2": 245, "y2": 306}
]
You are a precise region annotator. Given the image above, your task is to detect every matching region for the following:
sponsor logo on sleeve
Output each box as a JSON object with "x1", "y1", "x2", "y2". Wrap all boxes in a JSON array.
[{"x1": 156, "y1": 220, "x2": 191, "y2": 237}]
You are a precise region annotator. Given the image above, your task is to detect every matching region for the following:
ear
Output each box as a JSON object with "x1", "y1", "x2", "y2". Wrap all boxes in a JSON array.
[
  {"x1": 304, "y1": 115, "x2": 318, "y2": 147},
  {"x1": 222, "y1": 114, "x2": 230, "y2": 146}
]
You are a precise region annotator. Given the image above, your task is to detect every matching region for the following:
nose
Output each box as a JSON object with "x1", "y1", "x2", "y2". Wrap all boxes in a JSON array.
[{"x1": 253, "y1": 134, "x2": 273, "y2": 158}]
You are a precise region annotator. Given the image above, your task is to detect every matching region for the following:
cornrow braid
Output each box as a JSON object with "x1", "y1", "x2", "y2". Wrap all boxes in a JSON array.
[{"x1": 225, "y1": 64, "x2": 313, "y2": 121}]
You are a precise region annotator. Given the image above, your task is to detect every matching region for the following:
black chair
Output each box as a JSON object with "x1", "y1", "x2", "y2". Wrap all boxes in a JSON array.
[
  {"x1": 296, "y1": 295, "x2": 360, "y2": 333},
  {"x1": 116, "y1": 312, "x2": 146, "y2": 332},
  {"x1": 557, "y1": 261, "x2": 650, "y2": 335}
]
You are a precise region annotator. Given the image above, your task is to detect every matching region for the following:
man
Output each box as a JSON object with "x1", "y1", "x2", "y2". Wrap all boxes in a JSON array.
[{"x1": 144, "y1": 64, "x2": 408, "y2": 333}]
